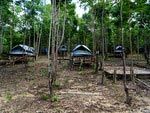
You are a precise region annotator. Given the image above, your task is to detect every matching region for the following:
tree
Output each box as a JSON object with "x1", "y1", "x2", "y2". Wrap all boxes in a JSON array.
[
  {"x1": 0, "y1": 0, "x2": 13, "y2": 54},
  {"x1": 120, "y1": 0, "x2": 132, "y2": 105},
  {"x1": 48, "y1": 0, "x2": 70, "y2": 97}
]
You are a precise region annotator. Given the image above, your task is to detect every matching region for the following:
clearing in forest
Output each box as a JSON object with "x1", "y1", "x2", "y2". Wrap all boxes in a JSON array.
[{"x1": 0, "y1": 57, "x2": 150, "y2": 113}]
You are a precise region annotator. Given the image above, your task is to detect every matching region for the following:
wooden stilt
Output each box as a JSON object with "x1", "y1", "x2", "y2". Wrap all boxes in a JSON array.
[
  {"x1": 130, "y1": 68, "x2": 134, "y2": 81},
  {"x1": 113, "y1": 69, "x2": 117, "y2": 83},
  {"x1": 101, "y1": 71, "x2": 105, "y2": 85}
]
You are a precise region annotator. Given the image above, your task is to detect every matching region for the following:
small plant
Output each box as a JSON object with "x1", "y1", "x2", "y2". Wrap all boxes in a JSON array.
[
  {"x1": 79, "y1": 63, "x2": 83, "y2": 71},
  {"x1": 92, "y1": 64, "x2": 96, "y2": 70},
  {"x1": 53, "y1": 81, "x2": 61, "y2": 89},
  {"x1": 51, "y1": 95, "x2": 59, "y2": 102},
  {"x1": 41, "y1": 94, "x2": 59, "y2": 102},
  {"x1": 5, "y1": 92, "x2": 12, "y2": 102},
  {"x1": 40, "y1": 94, "x2": 50, "y2": 101},
  {"x1": 40, "y1": 68, "x2": 48, "y2": 76},
  {"x1": 78, "y1": 71, "x2": 84, "y2": 75}
]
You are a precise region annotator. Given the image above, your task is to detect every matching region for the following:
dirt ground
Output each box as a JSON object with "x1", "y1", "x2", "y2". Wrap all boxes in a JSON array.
[{"x1": 0, "y1": 56, "x2": 150, "y2": 113}]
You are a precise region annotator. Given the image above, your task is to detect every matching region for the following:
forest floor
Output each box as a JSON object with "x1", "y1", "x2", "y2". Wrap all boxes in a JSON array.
[{"x1": 0, "y1": 56, "x2": 150, "y2": 113}]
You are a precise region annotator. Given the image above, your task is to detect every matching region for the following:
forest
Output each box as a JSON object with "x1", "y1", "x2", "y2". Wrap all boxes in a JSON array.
[{"x1": 0, "y1": 0, "x2": 150, "y2": 113}]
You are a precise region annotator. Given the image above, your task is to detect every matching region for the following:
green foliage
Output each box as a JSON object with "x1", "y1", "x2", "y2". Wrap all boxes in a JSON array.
[
  {"x1": 51, "y1": 95, "x2": 59, "y2": 102},
  {"x1": 53, "y1": 81, "x2": 61, "y2": 89},
  {"x1": 40, "y1": 68, "x2": 48, "y2": 77},
  {"x1": 78, "y1": 71, "x2": 85, "y2": 75},
  {"x1": 5, "y1": 92, "x2": 12, "y2": 102},
  {"x1": 79, "y1": 64, "x2": 83, "y2": 71},
  {"x1": 0, "y1": 0, "x2": 150, "y2": 59},
  {"x1": 40, "y1": 93, "x2": 59, "y2": 102},
  {"x1": 40, "y1": 94, "x2": 50, "y2": 101},
  {"x1": 93, "y1": 63, "x2": 96, "y2": 71}
]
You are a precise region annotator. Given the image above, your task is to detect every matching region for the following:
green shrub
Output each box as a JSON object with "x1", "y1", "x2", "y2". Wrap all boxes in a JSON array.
[
  {"x1": 5, "y1": 92, "x2": 12, "y2": 102},
  {"x1": 41, "y1": 94, "x2": 59, "y2": 102},
  {"x1": 53, "y1": 81, "x2": 61, "y2": 89},
  {"x1": 51, "y1": 95, "x2": 59, "y2": 102},
  {"x1": 40, "y1": 68, "x2": 48, "y2": 76},
  {"x1": 78, "y1": 71, "x2": 84, "y2": 75},
  {"x1": 79, "y1": 64, "x2": 83, "y2": 71},
  {"x1": 40, "y1": 94, "x2": 50, "y2": 101}
]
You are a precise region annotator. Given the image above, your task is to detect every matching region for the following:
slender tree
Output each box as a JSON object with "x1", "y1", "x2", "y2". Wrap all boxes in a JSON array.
[
  {"x1": 101, "y1": 0, "x2": 105, "y2": 84},
  {"x1": 0, "y1": 1, "x2": 3, "y2": 54},
  {"x1": 120, "y1": 0, "x2": 131, "y2": 105},
  {"x1": 48, "y1": 0, "x2": 67, "y2": 97}
]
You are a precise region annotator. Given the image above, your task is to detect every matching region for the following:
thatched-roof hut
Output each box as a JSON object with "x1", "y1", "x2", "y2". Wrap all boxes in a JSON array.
[
  {"x1": 9, "y1": 44, "x2": 35, "y2": 57},
  {"x1": 71, "y1": 45, "x2": 92, "y2": 57},
  {"x1": 71, "y1": 45, "x2": 94, "y2": 65}
]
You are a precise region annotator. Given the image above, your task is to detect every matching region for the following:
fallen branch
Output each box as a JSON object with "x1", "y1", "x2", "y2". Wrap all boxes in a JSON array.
[{"x1": 136, "y1": 78, "x2": 150, "y2": 90}]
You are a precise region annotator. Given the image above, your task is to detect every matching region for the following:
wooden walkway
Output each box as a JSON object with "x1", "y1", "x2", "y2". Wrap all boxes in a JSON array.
[{"x1": 104, "y1": 66, "x2": 150, "y2": 78}]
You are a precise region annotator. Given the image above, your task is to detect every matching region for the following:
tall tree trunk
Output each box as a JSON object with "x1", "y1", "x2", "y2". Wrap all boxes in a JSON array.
[
  {"x1": 129, "y1": 28, "x2": 133, "y2": 71},
  {"x1": 0, "y1": 29, "x2": 3, "y2": 54},
  {"x1": 36, "y1": 25, "x2": 42, "y2": 58},
  {"x1": 56, "y1": 2, "x2": 61, "y2": 63},
  {"x1": 23, "y1": 3, "x2": 27, "y2": 45},
  {"x1": 10, "y1": 28, "x2": 12, "y2": 51},
  {"x1": 0, "y1": 0, "x2": 3, "y2": 54},
  {"x1": 101, "y1": 0, "x2": 105, "y2": 84},
  {"x1": 120, "y1": 0, "x2": 131, "y2": 105},
  {"x1": 56, "y1": 0, "x2": 66, "y2": 63},
  {"x1": 95, "y1": 18, "x2": 99, "y2": 73},
  {"x1": 92, "y1": 11, "x2": 96, "y2": 56},
  {"x1": 48, "y1": 0, "x2": 58, "y2": 97},
  {"x1": 68, "y1": 32, "x2": 71, "y2": 57},
  {"x1": 28, "y1": 32, "x2": 31, "y2": 46},
  {"x1": 48, "y1": 0, "x2": 66, "y2": 97},
  {"x1": 33, "y1": 22, "x2": 36, "y2": 48},
  {"x1": 57, "y1": 0, "x2": 67, "y2": 50},
  {"x1": 48, "y1": 0, "x2": 53, "y2": 96},
  {"x1": 137, "y1": 35, "x2": 140, "y2": 60},
  {"x1": 52, "y1": 0, "x2": 57, "y2": 89}
]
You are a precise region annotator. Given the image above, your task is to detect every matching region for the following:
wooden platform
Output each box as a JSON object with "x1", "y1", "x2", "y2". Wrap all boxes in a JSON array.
[{"x1": 104, "y1": 66, "x2": 150, "y2": 78}]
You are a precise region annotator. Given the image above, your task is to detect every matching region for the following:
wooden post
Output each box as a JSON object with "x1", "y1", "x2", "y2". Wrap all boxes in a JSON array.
[
  {"x1": 101, "y1": 71, "x2": 105, "y2": 85},
  {"x1": 69, "y1": 57, "x2": 73, "y2": 70},
  {"x1": 113, "y1": 69, "x2": 117, "y2": 83},
  {"x1": 130, "y1": 67, "x2": 136, "y2": 84},
  {"x1": 79, "y1": 58, "x2": 83, "y2": 70},
  {"x1": 133, "y1": 74, "x2": 136, "y2": 84},
  {"x1": 130, "y1": 68, "x2": 134, "y2": 81}
]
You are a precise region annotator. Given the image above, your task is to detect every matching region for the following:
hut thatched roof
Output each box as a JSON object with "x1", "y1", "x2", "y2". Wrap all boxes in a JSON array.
[
  {"x1": 9, "y1": 44, "x2": 35, "y2": 56},
  {"x1": 71, "y1": 45, "x2": 92, "y2": 57}
]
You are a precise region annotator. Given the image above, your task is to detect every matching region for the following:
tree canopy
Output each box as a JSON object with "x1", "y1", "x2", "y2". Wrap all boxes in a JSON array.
[{"x1": 0, "y1": 0, "x2": 149, "y2": 54}]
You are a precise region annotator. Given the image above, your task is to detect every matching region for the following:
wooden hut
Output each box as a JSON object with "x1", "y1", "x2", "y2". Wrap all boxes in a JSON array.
[
  {"x1": 71, "y1": 45, "x2": 94, "y2": 65},
  {"x1": 58, "y1": 45, "x2": 67, "y2": 57},
  {"x1": 9, "y1": 44, "x2": 35, "y2": 63},
  {"x1": 9, "y1": 44, "x2": 35, "y2": 56},
  {"x1": 114, "y1": 45, "x2": 124, "y2": 57}
]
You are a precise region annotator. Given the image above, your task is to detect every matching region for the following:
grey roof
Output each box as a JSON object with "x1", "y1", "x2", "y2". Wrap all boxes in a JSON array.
[
  {"x1": 10, "y1": 44, "x2": 35, "y2": 56},
  {"x1": 59, "y1": 45, "x2": 67, "y2": 52},
  {"x1": 72, "y1": 45, "x2": 91, "y2": 52},
  {"x1": 71, "y1": 45, "x2": 92, "y2": 57},
  {"x1": 115, "y1": 45, "x2": 124, "y2": 50},
  {"x1": 114, "y1": 46, "x2": 124, "y2": 53}
]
